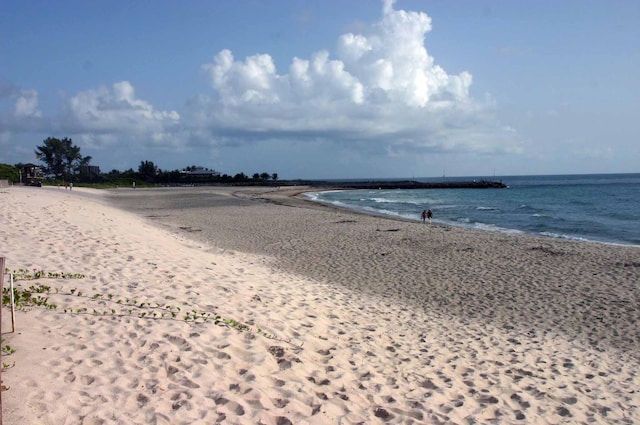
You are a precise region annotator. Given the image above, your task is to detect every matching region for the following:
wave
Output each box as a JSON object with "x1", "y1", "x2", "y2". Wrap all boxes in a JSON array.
[
  {"x1": 304, "y1": 190, "x2": 344, "y2": 201},
  {"x1": 539, "y1": 231, "x2": 599, "y2": 243},
  {"x1": 438, "y1": 218, "x2": 524, "y2": 235},
  {"x1": 369, "y1": 196, "x2": 439, "y2": 206},
  {"x1": 474, "y1": 223, "x2": 524, "y2": 235},
  {"x1": 370, "y1": 197, "x2": 403, "y2": 204}
]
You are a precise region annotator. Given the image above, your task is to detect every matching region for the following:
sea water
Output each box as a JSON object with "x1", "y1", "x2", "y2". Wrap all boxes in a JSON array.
[{"x1": 306, "y1": 174, "x2": 640, "y2": 246}]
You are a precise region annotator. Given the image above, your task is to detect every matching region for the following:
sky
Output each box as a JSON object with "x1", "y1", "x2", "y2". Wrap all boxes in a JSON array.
[{"x1": 2, "y1": 0, "x2": 639, "y2": 179}]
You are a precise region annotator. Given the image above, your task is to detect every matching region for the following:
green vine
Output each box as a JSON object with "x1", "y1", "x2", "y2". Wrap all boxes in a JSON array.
[{"x1": 3, "y1": 267, "x2": 298, "y2": 346}]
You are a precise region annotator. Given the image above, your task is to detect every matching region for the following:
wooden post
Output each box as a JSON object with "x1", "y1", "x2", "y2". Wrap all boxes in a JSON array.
[
  {"x1": 9, "y1": 274, "x2": 15, "y2": 333},
  {"x1": 1, "y1": 255, "x2": 5, "y2": 425}
]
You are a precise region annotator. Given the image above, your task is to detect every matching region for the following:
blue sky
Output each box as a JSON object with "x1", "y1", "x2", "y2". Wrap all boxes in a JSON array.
[{"x1": 2, "y1": 0, "x2": 638, "y2": 179}]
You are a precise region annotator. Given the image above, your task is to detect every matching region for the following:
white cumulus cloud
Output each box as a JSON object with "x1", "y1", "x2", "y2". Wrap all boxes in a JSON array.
[
  {"x1": 15, "y1": 89, "x2": 42, "y2": 118},
  {"x1": 65, "y1": 81, "x2": 182, "y2": 149},
  {"x1": 196, "y1": 0, "x2": 521, "y2": 155}
]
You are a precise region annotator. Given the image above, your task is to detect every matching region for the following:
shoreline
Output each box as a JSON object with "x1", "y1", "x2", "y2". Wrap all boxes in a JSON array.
[
  {"x1": 2, "y1": 185, "x2": 639, "y2": 424},
  {"x1": 102, "y1": 186, "x2": 640, "y2": 354},
  {"x1": 199, "y1": 183, "x2": 640, "y2": 248},
  {"x1": 299, "y1": 187, "x2": 640, "y2": 249}
]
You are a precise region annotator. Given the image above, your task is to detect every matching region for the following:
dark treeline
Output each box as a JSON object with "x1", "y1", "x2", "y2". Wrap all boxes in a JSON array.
[
  {"x1": 101, "y1": 165, "x2": 279, "y2": 187},
  {"x1": 1, "y1": 137, "x2": 278, "y2": 187},
  {"x1": 1, "y1": 162, "x2": 279, "y2": 187}
]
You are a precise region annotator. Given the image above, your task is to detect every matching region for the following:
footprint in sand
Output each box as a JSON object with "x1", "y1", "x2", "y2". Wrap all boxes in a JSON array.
[
  {"x1": 81, "y1": 375, "x2": 96, "y2": 385},
  {"x1": 136, "y1": 393, "x2": 149, "y2": 407},
  {"x1": 273, "y1": 398, "x2": 289, "y2": 408},
  {"x1": 214, "y1": 350, "x2": 231, "y2": 360},
  {"x1": 214, "y1": 397, "x2": 245, "y2": 416},
  {"x1": 80, "y1": 415, "x2": 106, "y2": 425}
]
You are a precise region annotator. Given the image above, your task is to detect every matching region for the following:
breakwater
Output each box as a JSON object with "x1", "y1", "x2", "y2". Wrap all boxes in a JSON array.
[{"x1": 304, "y1": 179, "x2": 507, "y2": 190}]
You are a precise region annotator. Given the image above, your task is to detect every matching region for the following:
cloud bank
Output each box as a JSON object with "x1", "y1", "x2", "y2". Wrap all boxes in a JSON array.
[{"x1": 1, "y1": 0, "x2": 520, "y2": 170}]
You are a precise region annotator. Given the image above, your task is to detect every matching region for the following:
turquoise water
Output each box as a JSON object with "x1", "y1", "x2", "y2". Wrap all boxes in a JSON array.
[{"x1": 306, "y1": 174, "x2": 640, "y2": 246}]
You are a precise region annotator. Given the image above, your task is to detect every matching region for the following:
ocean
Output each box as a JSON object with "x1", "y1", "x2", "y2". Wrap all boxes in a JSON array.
[{"x1": 305, "y1": 173, "x2": 640, "y2": 247}]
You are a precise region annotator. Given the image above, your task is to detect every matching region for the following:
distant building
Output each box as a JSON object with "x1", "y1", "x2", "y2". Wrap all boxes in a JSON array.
[
  {"x1": 181, "y1": 166, "x2": 220, "y2": 178},
  {"x1": 179, "y1": 166, "x2": 220, "y2": 183},
  {"x1": 80, "y1": 165, "x2": 101, "y2": 177},
  {"x1": 21, "y1": 163, "x2": 43, "y2": 186}
]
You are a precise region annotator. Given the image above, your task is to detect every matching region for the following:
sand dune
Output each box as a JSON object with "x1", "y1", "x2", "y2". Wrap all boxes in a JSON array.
[{"x1": 2, "y1": 185, "x2": 639, "y2": 424}]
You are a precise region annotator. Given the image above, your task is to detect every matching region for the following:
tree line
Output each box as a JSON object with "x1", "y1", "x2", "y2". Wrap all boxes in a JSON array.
[{"x1": 0, "y1": 137, "x2": 279, "y2": 186}]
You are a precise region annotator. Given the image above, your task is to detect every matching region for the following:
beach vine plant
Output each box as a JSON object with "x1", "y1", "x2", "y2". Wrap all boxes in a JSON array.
[
  {"x1": 2, "y1": 267, "x2": 296, "y2": 346},
  {"x1": 1, "y1": 337, "x2": 16, "y2": 371}
]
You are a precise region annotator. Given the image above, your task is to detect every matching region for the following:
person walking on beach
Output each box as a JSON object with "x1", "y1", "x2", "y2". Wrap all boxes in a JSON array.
[
  {"x1": 421, "y1": 210, "x2": 427, "y2": 223},
  {"x1": 427, "y1": 209, "x2": 433, "y2": 224}
]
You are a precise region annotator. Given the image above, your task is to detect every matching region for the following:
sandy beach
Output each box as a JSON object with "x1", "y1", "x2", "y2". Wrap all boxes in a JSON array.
[{"x1": 1, "y1": 185, "x2": 639, "y2": 424}]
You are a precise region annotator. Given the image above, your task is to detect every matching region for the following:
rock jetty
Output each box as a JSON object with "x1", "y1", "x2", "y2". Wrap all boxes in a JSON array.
[{"x1": 305, "y1": 179, "x2": 507, "y2": 190}]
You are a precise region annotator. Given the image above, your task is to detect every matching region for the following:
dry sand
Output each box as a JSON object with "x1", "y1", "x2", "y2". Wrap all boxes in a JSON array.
[{"x1": 1, "y1": 185, "x2": 639, "y2": 424}]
